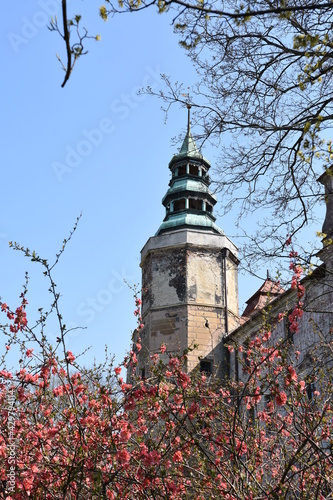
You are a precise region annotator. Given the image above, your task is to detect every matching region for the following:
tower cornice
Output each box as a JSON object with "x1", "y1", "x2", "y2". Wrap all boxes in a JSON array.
[{"x1": 141, "y1": 228, "x2": 238, "y2": 265}]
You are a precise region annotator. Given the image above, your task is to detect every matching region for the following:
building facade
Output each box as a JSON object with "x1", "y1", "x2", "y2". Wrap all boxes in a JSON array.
[{"x1": 228, "y1": 168, "x2": 333, "y2": 383}]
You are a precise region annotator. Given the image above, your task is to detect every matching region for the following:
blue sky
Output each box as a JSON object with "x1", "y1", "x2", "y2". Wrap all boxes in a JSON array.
[{"x1": 1, "y1": 1, "x2": 325, "y2": 368}]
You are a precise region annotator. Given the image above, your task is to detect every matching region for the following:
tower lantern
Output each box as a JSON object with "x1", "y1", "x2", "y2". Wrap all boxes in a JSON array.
[{"x1": 158, "y1": 104, "x2": 222, "y2": 236}]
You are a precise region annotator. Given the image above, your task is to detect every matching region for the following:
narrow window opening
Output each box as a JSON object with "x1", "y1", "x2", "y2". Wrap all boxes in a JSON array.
[
  {"x1": 189, "y1": 198, "x2": 202, "y2": 210},
  {"x1": 173, "y1": 198, "x2": 186, "y2": 212},
  {"x1": 200, "y1": 360, "x2": 212, "y2": 375},
  {"x1": 263, "y1": 394, "x2": 274, "y2": 433},
  {"x1": 307, "y1": 382, "x2": 316, "y2": 401},
  {"x1": 285, "y1": 310, "x2": 294, "y2": 343},
  {"x1": 225, "y1": 346, "x2": 231, "y2": 378},
  {"x1": 189, "y1": 164, "x2": 199, "y2": 176},
  {"x1": 235, "y1": 352, "x2": 239, "y2": 382},
  {"x1": 177, "y1": 165, "x2": 186, "y2": 177},
  {"x1": 243, "y1": 344, "x2": 250, "y2": 371}
]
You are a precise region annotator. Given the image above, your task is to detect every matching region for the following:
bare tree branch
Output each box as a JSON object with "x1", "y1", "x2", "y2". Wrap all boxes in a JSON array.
[{"x1": 61, "y1": 0, "x2": 72, "y2": 87}]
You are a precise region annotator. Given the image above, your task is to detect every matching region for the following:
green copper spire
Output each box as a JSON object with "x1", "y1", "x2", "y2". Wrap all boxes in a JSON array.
[
  {"x1": 169, "y1": 105, "x2": 210, "y2": 168},
  {"x1": 156, "y1": 107, "x2": 224, "y2": 236},
  {"x1": 178, "y1": 105, "x2": 201, "y2": 157}
]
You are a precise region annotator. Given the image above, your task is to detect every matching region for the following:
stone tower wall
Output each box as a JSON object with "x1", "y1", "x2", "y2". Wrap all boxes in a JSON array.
[{"x1": 138, "y1": 229, "x2": 239, "y2": 377}]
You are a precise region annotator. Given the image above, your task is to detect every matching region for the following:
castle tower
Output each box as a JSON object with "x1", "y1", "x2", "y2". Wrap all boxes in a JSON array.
[{"x1": 136, "y1": 108, "x2": 239, "y2": 378}]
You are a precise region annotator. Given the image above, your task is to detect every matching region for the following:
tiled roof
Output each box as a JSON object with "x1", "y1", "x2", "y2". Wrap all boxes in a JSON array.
[{"x1": 241, "y1": 278, "x2": 285, "y2": 319}]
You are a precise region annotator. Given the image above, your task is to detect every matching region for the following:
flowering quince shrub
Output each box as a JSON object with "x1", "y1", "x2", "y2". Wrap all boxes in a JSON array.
[{"x1": 0, "y1": 231, "x2": 332, "y2": 498}]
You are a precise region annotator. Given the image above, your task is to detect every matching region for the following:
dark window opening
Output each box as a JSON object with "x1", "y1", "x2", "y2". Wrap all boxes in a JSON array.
[
  {"x1": 177, "y1": 165, "x2": 186, "y2": 177},
  {"x1": 235, "y1": 352, "x2": 239, "y2": 382},
  {"x1": 243, "y1": 345, "x2": 250, "y2": 370},
  {"x1": 285, "y1": 310, "x2": 294, "y2": 343},
  {"x1": 173, "y1": 199, "x2": 186, "y2": 212},
  {"x1": 248, "y1": 406, "x2": 256, "y2": 426},
  {"x1": 225, "y1": 346, "x2": 231, "y2": 378},
  {"x1": 307, "y1": 382, "x2": 316, "y2": 401},
  {"x1": 140, "y1": 368, "x2": 146, "y2": 379},
  {"x1": 263, "y1": 394, "x2": 274, "y2": 433},
  {"x1": 263, "y1": 394, "x2": 272, "y2": 408},
  {"x1": 189, "y1": 164, "x2": 199, "y2": 176},
  {"x1": 189, "y1": 198, "x2": 202, "y2": 210},
  {"x1": 200, "y1": 360, "x2": 212, "y2": 375},
  {"x1": 206, "y1": 203, "x2": 213, "y2": 214}
]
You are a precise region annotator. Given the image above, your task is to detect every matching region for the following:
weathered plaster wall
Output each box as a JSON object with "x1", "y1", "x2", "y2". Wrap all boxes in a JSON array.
[
  {"x1": 187, "y1": 249, "x2": 223, "y2": 305},
  {"x1": 138, "y1": 228, "x2": 240, "y2": 376},
  {"x1": 138, "y1": 305, "x2": 189, "y2": 374},
  {"x1": 151, "y1": 249, "x2": 187, "y2": 307}
]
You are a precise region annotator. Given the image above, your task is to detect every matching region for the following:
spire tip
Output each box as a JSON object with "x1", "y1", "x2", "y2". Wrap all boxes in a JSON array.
[{"x1": 187, "y1": 104, "x2": 191, "y2": 134}]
